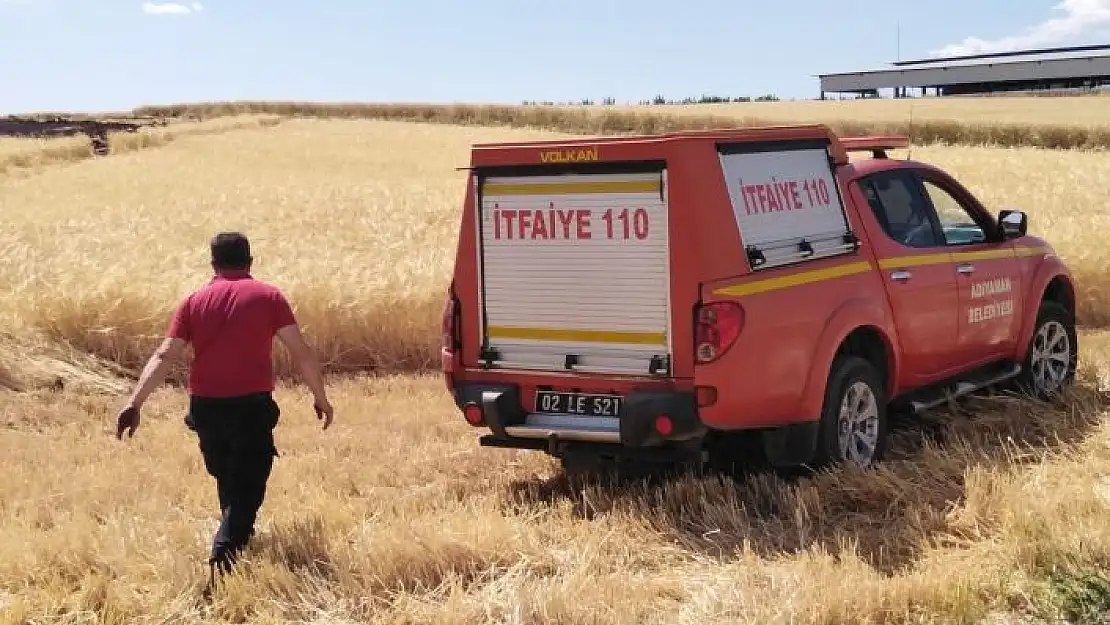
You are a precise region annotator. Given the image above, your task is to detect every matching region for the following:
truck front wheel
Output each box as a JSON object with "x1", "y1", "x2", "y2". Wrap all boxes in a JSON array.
[
  {"x1": 812, "y1": 355, "x2": 890, "y2": 470},
  {"x1": 1014, "y1": 300, "x2": 1078, "y2": 400}
]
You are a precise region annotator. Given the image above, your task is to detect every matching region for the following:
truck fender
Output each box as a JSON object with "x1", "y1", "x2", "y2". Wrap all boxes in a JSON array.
[
  {"x1": 1013, "y1": 256, "x2": 1076, "y2": 361},
  {"x1": 798, "y1": 297, "x2": 900, "y2": 420}
]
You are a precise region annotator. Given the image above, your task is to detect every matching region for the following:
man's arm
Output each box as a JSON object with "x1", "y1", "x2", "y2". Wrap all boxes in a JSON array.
[
  {"x1": 126, "y1": 337, "x2": 187, "y2": 409},
  {"x1": 128, "y1": 296, "x2": 191, "y2": 410},
  {"x1": 116, "y1": 297, "x2": 191, "y2": 440},
  {"x1": 269, "y1": 290, "x2": 333, "y2": 428},
  {"x1": 276, "y1": 323, "x2": 329, "y2": 401},
  {"x1": 276, "y1": 323, "x2": 333, "y2": 428}
]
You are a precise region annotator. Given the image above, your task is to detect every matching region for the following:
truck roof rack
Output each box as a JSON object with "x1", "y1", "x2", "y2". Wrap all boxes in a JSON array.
[
  {"x1": 467, "y1": 125, "x2": 911, "y2": 168},
  {"x1": 838, "y1": 136, "x2": 910, "y2": 160}
]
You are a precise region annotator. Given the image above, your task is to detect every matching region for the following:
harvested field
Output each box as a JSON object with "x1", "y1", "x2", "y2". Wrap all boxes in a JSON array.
[
  {"x1": 1, "y1": 114, "x2": 1109, "y2": 623},
  {"x1": 1, "y1": 357, "x2": 1109, "y2": 623}
]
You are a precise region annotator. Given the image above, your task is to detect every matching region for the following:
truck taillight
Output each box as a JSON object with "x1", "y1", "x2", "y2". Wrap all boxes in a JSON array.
[
  {"x1": 442, "y1": 287, "x2": 461, "y2": 352},
  {"x1": 694, "y1": 301, "x2": 744, "y2": 364}
]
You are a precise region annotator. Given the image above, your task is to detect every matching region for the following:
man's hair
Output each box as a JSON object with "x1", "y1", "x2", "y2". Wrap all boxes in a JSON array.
[{"x1": 210, "y1": 231, "x2": 252, "y2": 270}]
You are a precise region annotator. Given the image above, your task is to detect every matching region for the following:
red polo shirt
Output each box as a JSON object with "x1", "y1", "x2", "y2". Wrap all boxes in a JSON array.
[{"x1": 167, "y1": 270, "x2": 298, "y2": 398}]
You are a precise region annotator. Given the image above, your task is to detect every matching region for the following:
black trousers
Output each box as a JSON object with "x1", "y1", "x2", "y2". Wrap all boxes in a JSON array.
[{"x1": 186, "y1": 392, "x2": 280, "y2": 570}]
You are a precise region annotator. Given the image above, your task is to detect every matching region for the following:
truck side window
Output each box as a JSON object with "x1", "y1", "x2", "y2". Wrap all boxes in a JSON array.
[
  {"x1": 920, "y1": 179, "x2": 987, "y2": 245},
  {"x1": 859, "y1": 171, "x2": 942, "y2": 248}
]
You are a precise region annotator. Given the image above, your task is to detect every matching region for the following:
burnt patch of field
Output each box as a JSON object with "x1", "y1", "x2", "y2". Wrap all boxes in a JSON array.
[
  {"x1": 0, "y1": 115, "x2": 167, "y2": 155},
  {"x1": 0, "y1": 114, "x2": 283, "y2": 177}
]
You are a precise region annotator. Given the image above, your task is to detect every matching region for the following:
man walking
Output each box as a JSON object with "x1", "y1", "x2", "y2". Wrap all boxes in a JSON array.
[{"x1": 115, "y1": 231, "x2": 334, "y2": 579}]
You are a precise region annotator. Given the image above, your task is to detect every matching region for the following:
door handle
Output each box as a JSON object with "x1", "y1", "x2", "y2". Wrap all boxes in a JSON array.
[
  {"x1": 956, "y1": 263, "x2": 975, "y2": 274},
  {"x1": 890, "y1": 270, "x2": 912, "y2": 282}
]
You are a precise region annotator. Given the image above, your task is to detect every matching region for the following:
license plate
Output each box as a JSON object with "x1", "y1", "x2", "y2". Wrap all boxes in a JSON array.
[{"x1": 534, "y1": 390, "x2": 622, "y2": 417}]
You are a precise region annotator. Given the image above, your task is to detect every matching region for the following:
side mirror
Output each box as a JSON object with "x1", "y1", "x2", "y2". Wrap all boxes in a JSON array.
[{"x1": 998, "y1": 209, "x2": 1028, "y2": 240}]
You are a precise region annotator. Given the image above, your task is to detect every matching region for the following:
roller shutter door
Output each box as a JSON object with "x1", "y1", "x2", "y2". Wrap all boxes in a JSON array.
[{"x1": 476, "y1": 170, "x2": 672, "y2": 376}]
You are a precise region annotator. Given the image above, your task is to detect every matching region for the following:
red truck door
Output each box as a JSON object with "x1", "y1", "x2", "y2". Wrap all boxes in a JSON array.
[
  {"x1": 915, "y1": 170, "x2": 1024, "y2": 365},
  {"x1": 851, "y1": 168, "x2": 962, "y2": 385}
]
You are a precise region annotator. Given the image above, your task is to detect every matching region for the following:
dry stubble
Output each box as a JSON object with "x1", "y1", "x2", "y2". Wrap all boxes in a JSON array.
[{"x1": 0, "y1": 344, "x2": 1108, "y2": 623}]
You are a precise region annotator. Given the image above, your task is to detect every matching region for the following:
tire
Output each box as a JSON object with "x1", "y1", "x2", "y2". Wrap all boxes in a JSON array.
[
  {"x1": 1013, "y1": 300, "x2": 1078, "y2": 400},
  {"x1": 812, "y1": 354, "x2": 890, "y2": 469}
]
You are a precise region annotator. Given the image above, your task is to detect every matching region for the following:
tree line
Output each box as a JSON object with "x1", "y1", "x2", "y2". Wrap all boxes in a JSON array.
[{"x1": 520, "y1": 94, "x2": 782, "y2": 106}]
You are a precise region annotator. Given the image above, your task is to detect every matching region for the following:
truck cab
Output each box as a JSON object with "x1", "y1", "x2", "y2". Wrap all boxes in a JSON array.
[{"x1": 441, "y1": 124, "x2": 1078, "y2": 475}]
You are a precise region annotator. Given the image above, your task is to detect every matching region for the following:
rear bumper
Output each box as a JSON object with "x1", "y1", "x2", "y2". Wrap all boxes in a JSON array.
[{"x1": 451, "y1": 381, "x2": 706, "y2": 450}]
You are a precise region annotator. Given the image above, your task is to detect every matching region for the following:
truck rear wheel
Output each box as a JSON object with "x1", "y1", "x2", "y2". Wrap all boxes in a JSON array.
[
  {"x1": 1014, "y1": 300, "x2": 1077, "y2": 400},
  {"x1": 813, "y1": 355, "x2": 889, "y2": 469}
]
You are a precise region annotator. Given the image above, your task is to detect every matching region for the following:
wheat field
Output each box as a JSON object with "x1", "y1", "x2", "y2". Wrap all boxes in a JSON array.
[
  {"x1": 3, "y1": 118, "x2": 1110, "y2": 384},
  {"x1": 134, "y1": 99, "x2": 1110, "y2": 150},
  {"x1": 0, "y1": 119, "x2": 574, "y2": 387},
  {"x1": 2, "y1": 115, "x2": 1110, "y2": 623}
]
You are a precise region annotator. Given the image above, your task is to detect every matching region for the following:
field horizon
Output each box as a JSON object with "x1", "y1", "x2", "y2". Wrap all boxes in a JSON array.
[
  {"x1": 2, "y1": 99, "x2": 1110, "y2": 623},
  {"x1": 10, "y1": 92, "x2": 1110, "y2": 151},
  {"x1": 124, "y1": 95, "x2": 1110, "y2": 151}
]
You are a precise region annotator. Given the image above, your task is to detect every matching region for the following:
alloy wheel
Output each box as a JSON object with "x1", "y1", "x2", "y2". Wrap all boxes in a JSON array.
[
  {"x1": 1030, "y1": 320, "x2": 1072, "y2": 396},
  {"x1": 838, "y1": 380, "x2": 880, "y2": 468}
]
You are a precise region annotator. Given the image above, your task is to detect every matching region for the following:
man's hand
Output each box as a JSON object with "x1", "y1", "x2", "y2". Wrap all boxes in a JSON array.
[
  {"x1": 115, "y1": 336, "x2": 185, "y2": 441},
  {"x1": 314, "y1": 399, "x2": 334, "y2": 430},
  {"x1": 116, "y1": 404, "x2": 140, "y2": 440}
]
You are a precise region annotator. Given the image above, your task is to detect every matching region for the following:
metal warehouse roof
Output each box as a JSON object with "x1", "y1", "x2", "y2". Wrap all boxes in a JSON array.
[
  {"x1": 817, "y1": 43, "x2": 1110, "y2": 93},
  {"x1": 890, "y1": 43, "x2": 1110, "y2": 66},
  {"x1": 820, "y1": 43, "x2": 1110, "y2": 76}
]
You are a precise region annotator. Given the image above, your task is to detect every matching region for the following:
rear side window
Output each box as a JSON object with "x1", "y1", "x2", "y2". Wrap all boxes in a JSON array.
[{"x1": 858, "y1": 170, "x2": 941, "y2": 248}]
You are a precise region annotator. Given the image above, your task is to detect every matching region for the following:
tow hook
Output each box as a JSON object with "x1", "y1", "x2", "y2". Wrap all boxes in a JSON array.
[{"x1": 547, "y1": 433, "x2": 559, "y2": 455}]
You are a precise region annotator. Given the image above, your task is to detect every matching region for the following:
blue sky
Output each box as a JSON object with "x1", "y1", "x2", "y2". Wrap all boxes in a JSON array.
[{"x1": 1, "y1": 0, "x2": 1108, "y2": 114}]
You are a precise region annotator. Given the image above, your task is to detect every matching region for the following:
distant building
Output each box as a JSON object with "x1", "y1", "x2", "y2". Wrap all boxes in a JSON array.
[{"x1": 817, "y1": 44, "x2": 1110, "y2": 98}]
